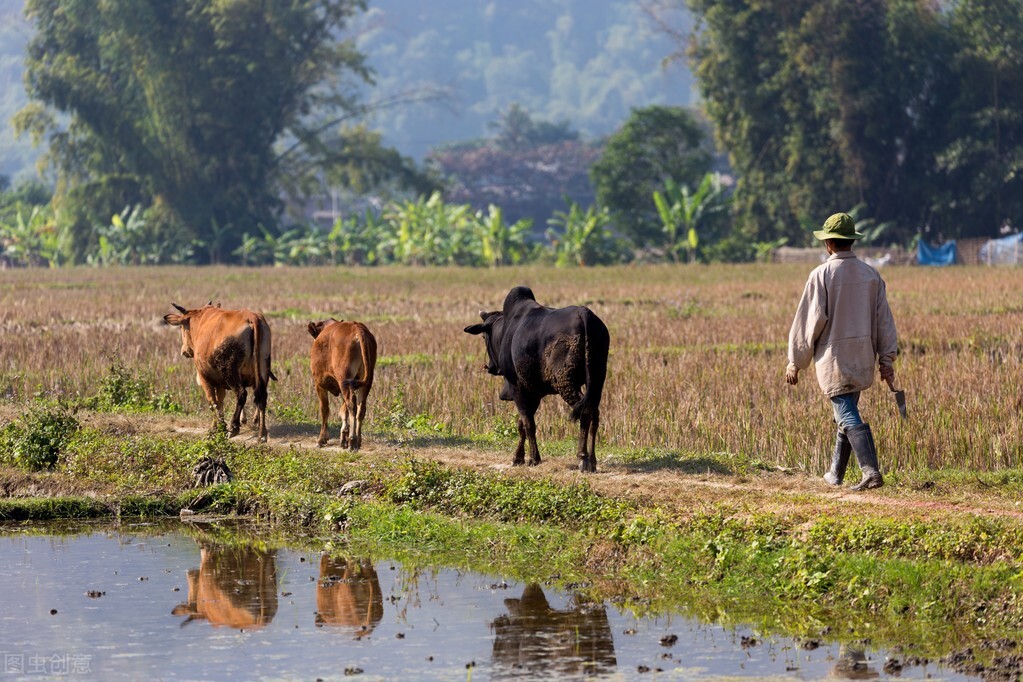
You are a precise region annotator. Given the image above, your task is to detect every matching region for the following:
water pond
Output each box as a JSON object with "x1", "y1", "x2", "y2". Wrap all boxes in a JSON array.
[{"x1": 0, "y1": 522, "x2": 967, "y2": 681}]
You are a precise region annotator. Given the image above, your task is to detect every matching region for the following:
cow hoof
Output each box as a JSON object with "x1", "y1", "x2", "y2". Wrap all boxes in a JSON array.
[
  {"x1": 317, "y1": 440, "x2": 328, "y2": 448},
  {"x1": 512, "y1": 459, "x2": 525, "y2": 467},
  {"x1": 528, "y1": 459, "x2": 541, "y2": 467},
  {"x1": 228, "y1": 427, "x2": 240, "y2": 438}
]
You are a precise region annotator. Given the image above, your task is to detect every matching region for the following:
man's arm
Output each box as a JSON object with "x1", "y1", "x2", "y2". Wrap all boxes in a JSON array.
[
  {"x1": 786, "y1": 272, "x2": 828, "y2": 384},
  {"x1": 875, "y1": 278, "x2": 898, "y2": 382}
]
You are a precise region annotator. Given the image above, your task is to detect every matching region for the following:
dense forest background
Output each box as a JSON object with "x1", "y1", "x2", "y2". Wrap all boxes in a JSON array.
[
  {"x1": 1, "y1": 0, "x2": 1021, "y2": 267},
  {"x1": 0, "y1": 0, "x2": 694, "y2": 179}
]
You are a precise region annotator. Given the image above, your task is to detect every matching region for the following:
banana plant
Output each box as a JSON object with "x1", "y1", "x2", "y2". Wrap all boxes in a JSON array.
[
  {"x1": 653, "y1": 172, "x2": 729, "y2": 263},
  {"x1": 474, "y1": 204, "x2": 533, "y2": 267},
  {"x1": 545, "y1": 201, "x2": 616, "y2": 267},
  {"x1": 0, "y1": 204, "x2": 62, "y2": 267}
]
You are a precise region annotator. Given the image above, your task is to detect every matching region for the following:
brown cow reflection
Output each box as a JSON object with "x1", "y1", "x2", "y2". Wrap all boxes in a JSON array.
[
  {"x1": 492, "y1": 583, "x2": 616, "y2": 676},
  {"x1": 315, "y1": 556, "x2": 384, "y2": 636},
  {"x1": 172, "y1": 543, "x2": 278, "y2": 630}
]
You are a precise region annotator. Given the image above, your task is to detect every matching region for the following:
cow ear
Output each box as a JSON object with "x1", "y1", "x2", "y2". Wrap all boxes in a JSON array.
[
  {"x1": 464, "y1": 323, "x2": 486, "y2": 335},
  {"x1": 164, "y1": 314, "x2": 183, "y2": 327},
  {"x1": 308, "y1": 321, "x2": 326, "y2": 338}
]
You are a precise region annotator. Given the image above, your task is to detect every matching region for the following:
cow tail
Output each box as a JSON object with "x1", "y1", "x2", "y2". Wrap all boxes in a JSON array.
[
  {"x1": 343, "y1": 327, "x2": 373, "y2": 392},
  {"x1": 571, "y1": 310, "x2": 605, "y2": 422}
]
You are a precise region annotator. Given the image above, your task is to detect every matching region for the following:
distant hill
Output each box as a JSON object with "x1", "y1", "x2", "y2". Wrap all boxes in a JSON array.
[
  {"x1": 0, "y1": 0, "x2": 693, "y2": 179},
  {"x1": 352, "y1": 0, "x2": 694, "y2": 159},
  {"x1": 0, "y1": 0, "x2": 34, "y2": 181}
]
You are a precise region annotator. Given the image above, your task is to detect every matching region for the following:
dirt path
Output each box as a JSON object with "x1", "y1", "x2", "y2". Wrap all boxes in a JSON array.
[
  {"x1": 131, "y1": 411, "x2": 1023, "y2": 524},
  {"x1": 5, "y1": 408, "x2": 1021, "y2": 523}
]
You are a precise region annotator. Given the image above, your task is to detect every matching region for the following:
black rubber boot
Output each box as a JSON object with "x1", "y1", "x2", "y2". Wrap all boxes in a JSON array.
[
  {"x1": 823, "y1": 429, "x2": 851, "y2": 486},
  {"x1": 846, "y1": 423, "x2": 884, "y2": 491}
]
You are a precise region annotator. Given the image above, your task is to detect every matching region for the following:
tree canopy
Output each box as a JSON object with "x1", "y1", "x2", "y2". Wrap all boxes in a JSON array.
[
  {"x1": 15, "y1": 0, "x2": 429, "y2": 262},
  {"x1": 589, "y1": 105, "x2": 713, "y2": 245},
  {"x1": 681, "y1": 0, "x2": 1023, "y2": 243}
]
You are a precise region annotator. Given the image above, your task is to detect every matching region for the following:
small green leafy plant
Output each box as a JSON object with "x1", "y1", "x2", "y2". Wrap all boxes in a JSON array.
[{"x1": 0, "y1": 403, "x2": 80, "y2": 471}]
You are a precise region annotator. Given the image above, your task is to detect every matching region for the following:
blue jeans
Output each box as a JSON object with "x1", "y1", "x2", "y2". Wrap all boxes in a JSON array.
[{"x1": 830, "y1": 392, "x2": 863, "y2": 431}]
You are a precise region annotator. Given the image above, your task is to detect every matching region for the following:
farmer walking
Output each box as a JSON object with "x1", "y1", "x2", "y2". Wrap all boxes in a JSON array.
[{"x1": 785, "y1": 212, "x2": 898, "y2": 491}]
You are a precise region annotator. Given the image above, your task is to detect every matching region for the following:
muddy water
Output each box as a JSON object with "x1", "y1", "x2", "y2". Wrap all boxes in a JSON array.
[{"x1": 0, "y1": 523, "x2": 964, "y2": 681}]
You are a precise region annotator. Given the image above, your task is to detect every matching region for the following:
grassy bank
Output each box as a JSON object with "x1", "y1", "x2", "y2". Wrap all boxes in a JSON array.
[{"x1": 3, "y1": 411, "x2": 1023, "y2": 670}]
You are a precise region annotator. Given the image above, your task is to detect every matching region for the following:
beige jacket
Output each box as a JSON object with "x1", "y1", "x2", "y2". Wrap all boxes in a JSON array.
[{"x1": 787, "y1": 251, "x2": 898, "y2": 397}]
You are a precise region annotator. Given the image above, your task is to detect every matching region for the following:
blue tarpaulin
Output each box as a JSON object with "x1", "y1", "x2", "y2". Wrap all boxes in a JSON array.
[
  {"x1": 918, "y1": 239, "x2": 957, "y2": 266},
  {"x1": 979, "y1": 233, "x2": 1023, "y2": 265}
]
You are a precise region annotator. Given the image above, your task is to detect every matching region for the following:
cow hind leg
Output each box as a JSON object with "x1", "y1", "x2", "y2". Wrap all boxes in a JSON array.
[
  {"x1": 316, "y1": 386, "x2": 331, "y2": 447},
  {"x1": 350, "y1": 383, "x2": 371, "y2": 451},
  {"x1": 576, "y1": 412, "x2": 591, "y2": 472},
  {"x1": 229, "y1": 388, "x2": 247, "y2": 437},
  {"x1": 583, "y1": 410, "x2": 599, "y2": 473},
  {"x1": 253, "y1": 380, "x2": 269, "y2": 443},
  {"x1": 349, "y1": 388, "x2": 364, "y2": 451},
  {"x1": 339, "y1": 387, "x2": 353, "y2": 449}
]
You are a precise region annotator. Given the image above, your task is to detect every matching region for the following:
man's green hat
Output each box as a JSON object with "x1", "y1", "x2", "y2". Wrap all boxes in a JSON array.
[{"x1": 813, "y1": 212, "x2": 864, "y2": 241}]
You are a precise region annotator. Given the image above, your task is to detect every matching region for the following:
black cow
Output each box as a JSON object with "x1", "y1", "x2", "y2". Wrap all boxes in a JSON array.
[{"x1": 464, "y1": 286, "x2": 609, "y2": 473}]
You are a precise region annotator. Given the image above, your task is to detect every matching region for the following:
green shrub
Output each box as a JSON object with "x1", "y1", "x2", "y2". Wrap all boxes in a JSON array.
[
  {"x1": 0, "y1": 403, "x2": 80, "y2": 471},
  {"x1": 89, "y1": 363, "x2": 181, "y2": 412}
]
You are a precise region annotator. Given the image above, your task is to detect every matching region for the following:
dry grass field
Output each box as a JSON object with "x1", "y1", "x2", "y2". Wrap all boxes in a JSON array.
[{"x1": 1, "y1": 263, "x2": 1022, "y2": 474}]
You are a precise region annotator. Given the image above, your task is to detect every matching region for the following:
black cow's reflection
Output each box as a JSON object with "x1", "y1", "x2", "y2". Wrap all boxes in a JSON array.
[
  {"x1": 171, "y1": 542, "x2": 278, "y2": 630},
  {"x1": 492, "y1": 583, "x2": 616, "y2": 676},
  {"x1": 315, "y1": 556, "x2": 384, "y2": 636}
]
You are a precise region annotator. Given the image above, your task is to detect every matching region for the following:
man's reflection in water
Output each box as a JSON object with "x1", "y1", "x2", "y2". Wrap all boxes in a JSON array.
[
  {"x1": 315, "y1": 556, "x2": 384, "y2": 637},
  {"x1": 172, "y1": 542, "x2": 278, "y2": 630},
  {"x1": 491, "y1": 583, "x2": 617, "y2": 676},
  {"x1": 830, "y1": 643, "x2": 879, "y2": 679}
]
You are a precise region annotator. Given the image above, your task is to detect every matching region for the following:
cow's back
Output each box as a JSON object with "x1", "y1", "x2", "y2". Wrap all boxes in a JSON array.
[
  {"x1": 190, "y1": 308, "x2": 270, "y2": 389},
  {"x1": 509, "y1": 306, "x2": 591, "y2": 395},
  {"x1": 312, "y1": 321, "x2": 377, "y2": 392}
]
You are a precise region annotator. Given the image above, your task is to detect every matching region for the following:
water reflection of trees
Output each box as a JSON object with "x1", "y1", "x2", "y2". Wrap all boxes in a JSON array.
[
  {"x1": 171, "y1": 542, "x2": 278, "y2": 630},
  {"x1": 316, "y1": 556, "x2": 384, "y2": 637},
  {"x1": 491, "y1": 583, "x2": 616, "y2": 677}
]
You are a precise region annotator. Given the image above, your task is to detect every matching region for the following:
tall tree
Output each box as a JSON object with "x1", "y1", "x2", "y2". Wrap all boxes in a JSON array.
[
  {"x1": 16, "y1": 0, "x2": 379, "y2": 262},
  {"x1": 589, "y1": 105, "x2": 712, "y2": 246},
  {"x1": 930, "y1": 0, "x2": 1023, "y2": 236},
  {"x1": 677, "y1": 0, "x2": 1023, "y2": 243}
]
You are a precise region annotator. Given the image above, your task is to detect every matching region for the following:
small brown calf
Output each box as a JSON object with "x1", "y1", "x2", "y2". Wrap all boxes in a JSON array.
[{"x1": 308, "y1": 319, "x2": 377, "y2": 449}]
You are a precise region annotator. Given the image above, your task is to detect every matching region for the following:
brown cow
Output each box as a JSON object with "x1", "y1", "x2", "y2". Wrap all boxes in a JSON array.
[
  {"x1": 315, "y1": 556, "x2": 384, "y2": 636},
  {"x1": 307, "y1": 319, "x2": 377, "y2": 449},
  {"x1": 172, "y1": 542, "x2": 278, "y2": 630},
  {"x1": 164, "y1": 302, "x2": 273, "y2": 442}
]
